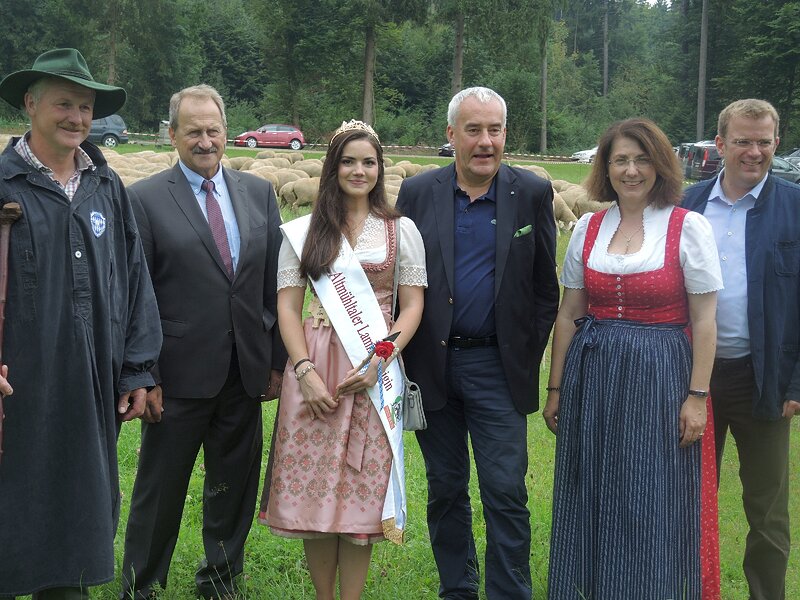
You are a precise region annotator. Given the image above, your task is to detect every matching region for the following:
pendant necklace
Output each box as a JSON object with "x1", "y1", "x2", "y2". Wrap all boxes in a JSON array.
[{"x1": 621, "y1": 222, "x2": 643, "y2": 254}]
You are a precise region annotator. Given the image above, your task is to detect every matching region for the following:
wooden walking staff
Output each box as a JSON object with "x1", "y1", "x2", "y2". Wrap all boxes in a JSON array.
[{"x1": 0, "y1": 202, "x2": 22, "y2": 465}]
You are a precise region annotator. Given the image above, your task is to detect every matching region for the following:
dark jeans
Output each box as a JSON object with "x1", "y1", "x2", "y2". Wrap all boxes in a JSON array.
[
  {"x1": 416, "y1": 346, "x2": 531, "y2": 600},
  {"x1": 711, "y1": 356, "x2": 790, "y2": 600}
]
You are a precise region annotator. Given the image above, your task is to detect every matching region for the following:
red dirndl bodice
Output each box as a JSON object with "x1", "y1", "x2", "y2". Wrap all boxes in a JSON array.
[
  {"x1": 581, "y1": 205, "x2": 721, "y2": 599},
  {"x1": 582, "y1": 207, "x2": 688, "y2": 324}
]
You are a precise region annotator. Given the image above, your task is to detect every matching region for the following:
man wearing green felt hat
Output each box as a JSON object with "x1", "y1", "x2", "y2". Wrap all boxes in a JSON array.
[{"x1": 0, "y1": 49, "x2": 162, "y2": 600}]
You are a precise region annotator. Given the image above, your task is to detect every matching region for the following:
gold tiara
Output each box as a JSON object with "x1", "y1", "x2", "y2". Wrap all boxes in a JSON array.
[{"x1": 331, "y1": 119, "x2": 380, "y2": 144}]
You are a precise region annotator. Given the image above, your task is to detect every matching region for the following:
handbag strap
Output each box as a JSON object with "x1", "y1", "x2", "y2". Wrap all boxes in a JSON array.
[
  {"x1": 392, "y1": 218, "x2": 401, "y2": 316},
  {"x1": 391, "y1": 219, "x2": 410, "y2": 381}
]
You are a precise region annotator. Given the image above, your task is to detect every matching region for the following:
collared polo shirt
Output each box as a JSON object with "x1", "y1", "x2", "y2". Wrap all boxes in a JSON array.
[
  {"x1": 704, "y1": 169, "x2": 767, "y2": 358},
  {"x1": 179, "y1": 161, "x2": 241, "y2": 271},
  {"x1": 451, "y1": 174, "x2": 497, "y2": 338}
]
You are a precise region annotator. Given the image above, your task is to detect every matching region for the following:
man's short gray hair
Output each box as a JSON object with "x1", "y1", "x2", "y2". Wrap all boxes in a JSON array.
[
  {"x1": 169, "y1": 84, "x2": 227, "y2": 130},
  {"x1": 447, "y1": 87, "x2": 507, "y2": 128}
]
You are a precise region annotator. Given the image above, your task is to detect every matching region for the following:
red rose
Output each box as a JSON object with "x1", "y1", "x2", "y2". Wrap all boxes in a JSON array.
[{"x1": 374, "y1": 341, "x2": 395, "y2": 359}]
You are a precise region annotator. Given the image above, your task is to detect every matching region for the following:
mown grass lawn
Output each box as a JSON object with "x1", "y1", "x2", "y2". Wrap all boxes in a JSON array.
[{"x1": 91, "y1": 153, "x2": 799, "y2": 599}]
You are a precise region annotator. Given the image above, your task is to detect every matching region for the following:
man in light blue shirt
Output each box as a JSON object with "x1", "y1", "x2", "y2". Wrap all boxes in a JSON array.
[
  {"x1": 121, "y1": 84, "x2": 286, "y2": 599},
  {"x1": 178, "y1": 159, "x2": 241, "y2": 271},
  {"x1": 683, "y1": 99, "x2": 800, "y2": 600},
  {"x1": 702, "y1": 173, "x2": 760, "y2": 358}
]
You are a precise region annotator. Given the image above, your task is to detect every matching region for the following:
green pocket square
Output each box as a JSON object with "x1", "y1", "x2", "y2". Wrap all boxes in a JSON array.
[{"x1": 514, "y1": 224, "x2": 533, "y2": 237}]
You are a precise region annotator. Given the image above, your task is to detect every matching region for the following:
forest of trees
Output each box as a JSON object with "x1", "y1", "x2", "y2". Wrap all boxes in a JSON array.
[{"x1": 0, "y1": 0, "x2": 797, "y2": 154}]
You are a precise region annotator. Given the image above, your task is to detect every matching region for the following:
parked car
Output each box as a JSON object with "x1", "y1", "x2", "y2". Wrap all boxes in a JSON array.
[
  {"x1": 688, "y1": 141, "x2": 721, "y2": 180},
  {"x1": 571, "y1": 146, "x2": 597, "y2": 163},
  {"x1": 771, "y1": 155, "x2": 800, "y2": 184},
  {"x1": 780, "y1": 148, "x2": 800, "y2": 168},
  {"x1": 88, "y1": 114, "x2": 128, "y2": 148},
  {"x1": 438, "y1": 142, "x2": 454, "y2": 157},
  {"x1": 233, "y1": 124, "x2": 306, "y2": 150}
]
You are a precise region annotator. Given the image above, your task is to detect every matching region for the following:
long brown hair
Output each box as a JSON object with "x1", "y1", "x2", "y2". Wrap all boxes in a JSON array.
[
  {"x1": 300, "y1": 128, "x2": 399, "y2": 280},
  {"x1": 585, "y1": 118, "x2": 683, "y2": 208}
]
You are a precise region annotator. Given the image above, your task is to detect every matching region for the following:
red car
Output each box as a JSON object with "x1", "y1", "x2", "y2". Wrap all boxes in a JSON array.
[{"x1": 233, "y1": 124, "x2": 306, "y2": 150}]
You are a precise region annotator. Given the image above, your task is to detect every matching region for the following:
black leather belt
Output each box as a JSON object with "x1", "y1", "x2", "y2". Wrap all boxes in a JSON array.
[
  {"x1": 713, "y1": 355, "x2": 751, "y2": 371},
  {"x1": 448, "y1": 335, "x2": 498, "y2": 348}
]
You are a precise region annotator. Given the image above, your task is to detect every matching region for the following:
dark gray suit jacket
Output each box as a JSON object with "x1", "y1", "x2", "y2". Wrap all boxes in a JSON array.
[
  {"x1": 396, "y1": 163, "x2": 559, "y2": 414},
  {"x1": 129, "y1": 163, "x2": 286, "y2": 399}
]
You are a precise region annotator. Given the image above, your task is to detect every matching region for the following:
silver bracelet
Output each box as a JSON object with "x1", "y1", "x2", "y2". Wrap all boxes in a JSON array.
[{"x1": 296, "y1": 363, "x2": 316, "y2": 381}]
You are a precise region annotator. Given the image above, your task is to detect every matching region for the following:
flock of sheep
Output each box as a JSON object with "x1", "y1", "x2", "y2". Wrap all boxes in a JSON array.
[
  {"x1": 0, "y1": 134, "x2": 611, "y2": 228},
  {"x1": 104, "y1": 148, "x2": 448, "y2": 214},
  {"x1": 513, "y1": 163, "x2": 609, "y2": 227}
]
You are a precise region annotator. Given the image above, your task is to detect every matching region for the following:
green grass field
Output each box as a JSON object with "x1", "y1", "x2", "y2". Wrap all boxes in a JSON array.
[{"x1": 79, "y1": 151, "x2": 798, "y2": 599}]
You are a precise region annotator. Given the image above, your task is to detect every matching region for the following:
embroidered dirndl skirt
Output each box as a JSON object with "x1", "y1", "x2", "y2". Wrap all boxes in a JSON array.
[{"x1": 548, "y1": 316, "x2": 704, "y2": 599}]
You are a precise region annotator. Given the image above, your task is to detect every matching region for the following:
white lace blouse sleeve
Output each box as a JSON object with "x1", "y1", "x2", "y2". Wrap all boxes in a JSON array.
[
  {"x1": 398, "y1": 216, "x2": 428, "y2": 287},
  {"x1": 560, "y1": 213, "x2": 592, "y2": 289},
  {"x1": 680, "y1": 211, "x2": 724, "y2": 294},
  {"x1": 277, "y1": 235, "x2": 307, "y2": 290}
]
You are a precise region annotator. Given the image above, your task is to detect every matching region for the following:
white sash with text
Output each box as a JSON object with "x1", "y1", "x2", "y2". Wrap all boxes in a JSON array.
[{"x1": 281, "y1": 215, "x2": 406, "y2": 542}]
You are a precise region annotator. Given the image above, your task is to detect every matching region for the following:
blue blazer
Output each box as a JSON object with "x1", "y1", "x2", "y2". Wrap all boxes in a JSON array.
[
  {"x1": 682, "y1": 175, "x2": 800, "y2": 419},
  {"x1": 396, "y1": 163, "x2": 559, "y2": 414}
]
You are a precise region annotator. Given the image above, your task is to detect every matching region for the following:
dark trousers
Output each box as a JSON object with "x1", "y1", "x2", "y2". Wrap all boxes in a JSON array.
[
  {"x1": 415, "y1": 346, "x2": 531, "y2": 600},
  {"x1": 711, "y1": 356, "x2": 790, "y2": 600},
  {"x1": 121, "y1": 359, "x2": 262, "y2": 599}
]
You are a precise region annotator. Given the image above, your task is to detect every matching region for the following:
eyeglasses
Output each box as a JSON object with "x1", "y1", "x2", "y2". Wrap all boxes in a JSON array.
[
  {"x1": 728, "y1": 139, "x2": 774, "y2": 149},
  {"x1": 608, "y1": 156, "x2": 653, "y2": 168}
]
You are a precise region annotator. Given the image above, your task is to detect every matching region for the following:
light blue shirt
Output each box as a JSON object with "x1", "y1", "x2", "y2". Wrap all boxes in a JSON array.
[
  {"x1": 179, "y1": 161, "x2": 241, "y2": 271},
  {"x1": 704, "y1": 170, "x2": 767, "y2": 358}
]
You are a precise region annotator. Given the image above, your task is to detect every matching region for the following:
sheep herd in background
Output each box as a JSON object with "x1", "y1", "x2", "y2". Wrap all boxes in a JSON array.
[{"x1": 0, "y1": 133, "x2": 607, "y2": 229}]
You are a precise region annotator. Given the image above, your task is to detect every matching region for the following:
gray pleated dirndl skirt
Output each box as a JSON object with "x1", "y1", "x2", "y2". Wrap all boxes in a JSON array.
[{"x1": 548, "y1": 316, "x2": 701, "y2": 600}]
